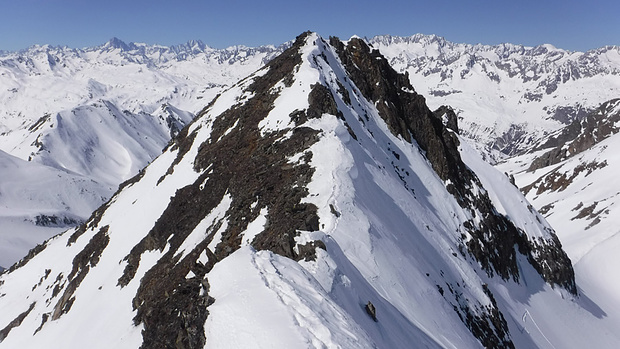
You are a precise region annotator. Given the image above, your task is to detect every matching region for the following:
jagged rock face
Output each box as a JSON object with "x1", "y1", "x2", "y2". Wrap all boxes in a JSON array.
[
  {"x1": 332, "y1": 36, "x2": 575, "y2": 293},
  {"x1": 528, "y1": 98, "x2": 620, "y2": 171},
  {"x1": 0, "y1": 33, "x2": 588, "y2": 349},
  {"x1": 331, "y1": 37, "x2": 467, "y2": 183},
  {"x1": 116, "y1": 33, "x2": 326, "y2": 347}
]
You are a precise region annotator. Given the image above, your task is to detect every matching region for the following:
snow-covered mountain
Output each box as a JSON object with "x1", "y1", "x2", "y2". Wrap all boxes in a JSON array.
[
  {"x1": 1, "y1": 32, "x2": 616, "y2": 349},
  {"x1": 4, "y1": 33, "x2": 620, "y2": 269},
  {"x1": 369, "y1": 35, "x2": 620, "y2": 347},
  {"x1": 497, "y1": 98, "x2": 620, "y2": 335},
  {"x1": 0, "y1": 38, "x2": 283, "y2": 266},
  {"x1": 369, "y1": 34, "x2": 620, "y2": 161},
  {"x1": 0, "y1": 148, "x2": 111, "y2": 268},
  {"x1": 0, "y1": 37, "x2": 285, "y2": 175}
]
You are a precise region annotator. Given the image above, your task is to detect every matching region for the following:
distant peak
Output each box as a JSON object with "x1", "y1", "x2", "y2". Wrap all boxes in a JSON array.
[
  {"x1": 103, "y1": 37, "x2": 131, "y2": 51},
  {"x1": 186, "y1": 39, "x2": 206, "y2": 48}
]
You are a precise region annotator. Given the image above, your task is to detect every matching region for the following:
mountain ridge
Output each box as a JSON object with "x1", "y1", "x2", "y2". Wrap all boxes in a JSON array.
[
  {"x1": 369, "y1": 34, "x2": 620, "y2": 160},
  {"x1": 0, "y1": 35, "x2": 285, "y2": 267},
  {"x1": 2, "y1": 31, "x2": 612, "y2": 349}
]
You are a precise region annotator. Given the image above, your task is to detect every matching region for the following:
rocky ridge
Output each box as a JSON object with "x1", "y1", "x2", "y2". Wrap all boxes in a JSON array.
[
  {"x1": 0, "y1": 33, "x2": 602, "y2": 349},
  {"x1": 0, "y1": 38, "x2": 285, "y2": 267},
  {"x1": 527, "y1": 98, "x2": 620, "y2": 171}
]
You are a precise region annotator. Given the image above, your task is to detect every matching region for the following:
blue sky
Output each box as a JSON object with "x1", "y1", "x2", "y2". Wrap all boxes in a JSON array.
[{"x1": 1, "y1": 0, "x2": 618, "y2": 52}]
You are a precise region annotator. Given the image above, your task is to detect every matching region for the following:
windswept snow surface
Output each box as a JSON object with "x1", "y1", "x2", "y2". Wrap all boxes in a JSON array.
[{"x1": 209, "y1": 34, "x2": 620, "y2": 348}]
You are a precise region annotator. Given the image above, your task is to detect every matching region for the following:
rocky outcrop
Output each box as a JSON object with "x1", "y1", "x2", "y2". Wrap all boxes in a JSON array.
[
  {"x1": 331, "y1": 35, "x2": 577, "y2": 346},
  {"x1": 113, "y1": 32, "x2": 329, "y2": 348},
  {"x1": 0, "y1": 302, "x2": 35, "y2": 342},
  {"x1": 331, "y1": 37, "x2": 469, "y2": 189},
  {"x1": 528, "y1": 98, "x2": 620, "y2": 171},
  {"x1": 332, "y1": 36, "x2": 575, "y2": 286},
  {"x1": 53, "y1": 225, "x2": 110, "y2": 320}
]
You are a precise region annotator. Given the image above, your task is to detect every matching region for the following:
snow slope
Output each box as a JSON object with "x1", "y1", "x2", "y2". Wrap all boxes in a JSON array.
[
  {"x1": 0, "y1": 37, "x2": 283, "y2": 177},
  {"x1": 0, "y1": 149, "x2": 111, "y2": 268},
  {"x1": 4, "y1": 33, "x2": 620, "y2": 270},
  {"x1": 0, "y1": 32, "x2": 616, "y2": 348},
  {"x1": 497, "y1": 99, "x2": 620, "y2": 334},
  {"x1": 0, "y1": 39, "x2": 282, "y2": 266},
  {"x1": 370, "y1": 35, "x2": 620, "y2": 161}
]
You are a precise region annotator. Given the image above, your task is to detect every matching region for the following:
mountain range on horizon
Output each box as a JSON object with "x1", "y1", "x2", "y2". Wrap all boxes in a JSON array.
[{"x1": 1, "y1": 31, "x2": 620, "y2": 348}]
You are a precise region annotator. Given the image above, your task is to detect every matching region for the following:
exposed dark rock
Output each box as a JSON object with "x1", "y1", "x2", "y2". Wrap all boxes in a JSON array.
[
  {"x1": 539, "y1": 203, "x2": 554, "y2": 215},
  {"x1": 116, "y1": 32, "x2": 331, "y2": 348},
  {"x1": 6, "y1": 242, "x2": 48, "y2": 274},
  {"x1": 528, "y1": 99, "x2": 620, "y2": 172},
  {"x1": 492, "y1": 124, "x2": 529, "y2": 156},
  {"x1": 0, "y1": 32, "x2": 584, "y2": 348},
  {"x1": 523, "y1": 160, "x2": 608, "y2": 196},
  {"x1": 365, "y1": 301, "x2": 377, "y2": 322},
  {"x1": 34, "y1": 214, "x2": 81, "y2": 227},
  {"x1": 465, "y1": 303, "x2": 513, "y2": 349},
  {"x1": 571, "y1": 202, "x2": 598, "y2": 220},
  {"x1": 336, "y1": 80, "x2": 352, "y2": 106},
  {"x1": 525, "y1": 236, "x2": 576, "y2": 294},
  {"x1": 0, "y1": 302, "x2": 35, "y2": 342},
  {"x1": 28, "y1": 114, "x2": 50, "y2": 132},
  {"x1": 586, "y1": 217, "x2": 602, "y2": 230},
  {"x1": 33, "y1": 312, "x2": 50, "y2": 335},
  {"x1": 133, "y1": 244, "x2": 213, "y2": 349},
  {"x1": 52, "y1": 225, "x2": 110, "y2": 321},
  {"x1": 331, "y1": 35, "x2": 574, "y2": 286},
  {"x1": 440, "y1": 281, "x2": 513, "y2": 349},
  {"x1": 67, "y1": 199, "x2": 111, "y2": 246},
  {"x1": 434, "y1": 105, "x2": 459, "y2": 134},
  {"x1": 429, "y1": 89, "x2": 462, "y2": 97},
  {"x1": 118, "y1": 166, "x2": 147, "y2": 191},
  {"x1": 307, "y1": 83, "x2": 339, "y2": 119},
  {"x1": 330, "y1": 35, "x2": 577, "y2": 346},
  {"x1": 296, "y1": 240, "x2": 327, "y2": 262},
  {"x1": 329, "y1": 204, "x2": 341, "y2": 217},
  {"x1": 548, "y1": 104, "x2": 590, "y2": 125}
]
